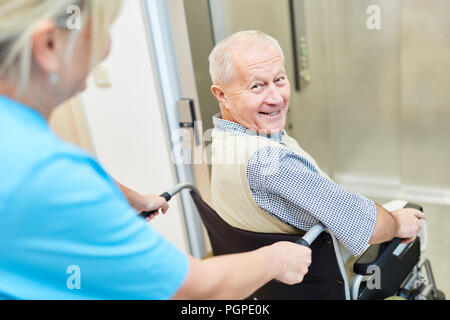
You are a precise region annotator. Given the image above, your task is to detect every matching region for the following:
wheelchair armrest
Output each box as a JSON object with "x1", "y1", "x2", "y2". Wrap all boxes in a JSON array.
[
  {"x1": 353, "y1": 238, "x2": 403, "y2": 275},
  {"x1": 353, "y1": 203, "x2": 423, "y2": 276}
]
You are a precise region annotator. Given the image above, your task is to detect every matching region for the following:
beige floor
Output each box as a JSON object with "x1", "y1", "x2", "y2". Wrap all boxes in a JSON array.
[{"x1": 419, "y1": 203, "x2": 450, "y2": 298}]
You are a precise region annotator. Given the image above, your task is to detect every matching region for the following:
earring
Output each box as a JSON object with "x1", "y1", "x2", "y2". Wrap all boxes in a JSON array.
[{"x1": 49, "y1": 73, "x2": 59, "y2": 85}]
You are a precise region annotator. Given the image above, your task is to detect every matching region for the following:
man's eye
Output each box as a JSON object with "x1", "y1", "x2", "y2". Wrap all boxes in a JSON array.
[
  {"x1": 275, "y1": 76, "x2": 285, "y2": 82},
  {"x1": 251, "y1": 84, "x2": 263, "y2": 90}
]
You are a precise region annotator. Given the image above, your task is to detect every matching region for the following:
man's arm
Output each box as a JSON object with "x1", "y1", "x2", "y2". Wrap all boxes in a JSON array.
[
  {"x1": 247, "y1": 146, "x2": 425, "y2": 255},
  {"x1": 369, "y1": 204, "x2": 426, "y2": 244},
  {"x1": 172, "y1": 241, "x2": 312, "y2": 300},
  {"x1": 247, "y1": 146, "x2": 378, "y2": 255}
]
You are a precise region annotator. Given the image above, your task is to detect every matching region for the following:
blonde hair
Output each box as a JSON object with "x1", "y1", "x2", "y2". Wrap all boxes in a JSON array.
[
  {"x1": 208, "y1": 30, "x2": 285, "y2": 85},
  {"x1": 0, "y1": 0, "x2": 122, "y2": 91}
]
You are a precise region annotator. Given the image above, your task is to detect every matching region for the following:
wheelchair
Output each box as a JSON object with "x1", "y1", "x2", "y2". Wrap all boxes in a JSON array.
[{"x1": 142, "y1": 183, "x2": 446, "y2": 300}]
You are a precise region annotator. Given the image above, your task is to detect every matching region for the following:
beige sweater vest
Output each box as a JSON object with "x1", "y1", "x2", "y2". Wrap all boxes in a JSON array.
[
  {"x1": 211, "y1": 129, "x2": 331, "y2": 234},
  {"x1": 211, "y1": 128, "x2": 357, "y2": 280}
]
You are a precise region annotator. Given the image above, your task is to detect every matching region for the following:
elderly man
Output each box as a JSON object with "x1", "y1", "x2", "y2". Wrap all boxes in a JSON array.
[{"x1": 209, "y1": 30, "x2": 425, "y2": 257}]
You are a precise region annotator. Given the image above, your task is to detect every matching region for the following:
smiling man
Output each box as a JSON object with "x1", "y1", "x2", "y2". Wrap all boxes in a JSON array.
[
  {"x1": 211, "y1": 32, "x2": 289, "y2": 135},
  {"x1": 209, "y1": 30, "x2": 424, "y2": 258}
]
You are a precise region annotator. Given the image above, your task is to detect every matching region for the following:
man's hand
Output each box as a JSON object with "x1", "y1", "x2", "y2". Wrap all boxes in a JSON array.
[
  {"x1": 270, "y1": 241, "x2": 312, "y2": 285},
  {"x1": 391, "y1": 208, "x2": 426, "y2": 244}
]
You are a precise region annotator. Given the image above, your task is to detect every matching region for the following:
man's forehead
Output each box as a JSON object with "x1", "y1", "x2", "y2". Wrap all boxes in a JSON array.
[{"x1": 231, "y1": 45, "x2": 284, "y2": 78}]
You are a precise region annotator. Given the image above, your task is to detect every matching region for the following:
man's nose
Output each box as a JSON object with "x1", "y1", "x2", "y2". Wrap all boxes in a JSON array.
[{"x1": 264, "y1": 85, "x2": 284, "y2": 105}]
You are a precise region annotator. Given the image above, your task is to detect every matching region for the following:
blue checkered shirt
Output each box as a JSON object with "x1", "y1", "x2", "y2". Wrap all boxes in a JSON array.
[{"x1": 213, "y1": 115, "x2": 377, "y2": 256}]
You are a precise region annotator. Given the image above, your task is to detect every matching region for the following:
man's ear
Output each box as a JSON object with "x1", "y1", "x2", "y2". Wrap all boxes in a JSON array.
[
  {"x1": 31, "y1": 21, "x2": 62, "y2": 74},
  {"x1": 211, "y1": 84, "x2": 229, "y2": 110}
]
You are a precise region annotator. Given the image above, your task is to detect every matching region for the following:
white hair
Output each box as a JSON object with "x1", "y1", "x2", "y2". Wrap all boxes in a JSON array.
[{"x1": 208, "y1": 30, "x2": 285, "y2": 85}]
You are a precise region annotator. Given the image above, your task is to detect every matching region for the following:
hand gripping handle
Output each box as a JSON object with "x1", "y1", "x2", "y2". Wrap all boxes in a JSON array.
[{"x1": 296, "y1": 224, "x2": 326, "y2": 247}]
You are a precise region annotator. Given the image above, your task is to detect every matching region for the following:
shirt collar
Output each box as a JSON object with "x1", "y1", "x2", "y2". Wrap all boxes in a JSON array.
[
  {"x1": 212, "y1": 113, "x2": 285, "y2": 144},
  {"x1": 0, "y1": 95, "x2": 48, "y2": 129}
]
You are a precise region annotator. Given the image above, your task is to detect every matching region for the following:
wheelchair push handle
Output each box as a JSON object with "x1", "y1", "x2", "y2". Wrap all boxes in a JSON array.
[
  {"x1": 141, "y1": 183, "x2": 199, "y2": 218},
  {"x1": 159, "y1": 192, "x2": 172, "y2": 202},
  {"x1": 140, "y1": 192, "x2": 171, "y2": 218},
  {"x1": 296, "y1": 224, "x2": 326, "y2": 247}
]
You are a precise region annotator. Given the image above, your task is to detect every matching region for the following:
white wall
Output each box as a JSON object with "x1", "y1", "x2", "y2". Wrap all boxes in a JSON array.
[{"x1": 80, "y1": 0, "x2": 190, "y2": 253}]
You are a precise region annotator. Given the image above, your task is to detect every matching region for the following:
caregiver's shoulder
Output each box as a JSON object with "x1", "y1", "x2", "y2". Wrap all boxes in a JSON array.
[{"x1": 0, "y1": 97, "x2": 105, "y2": 201}]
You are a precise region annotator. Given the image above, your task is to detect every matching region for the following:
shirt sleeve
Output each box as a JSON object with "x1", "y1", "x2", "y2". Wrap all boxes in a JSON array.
[
  {"x1": 3, "y1": 153, "x2": 189, "y2": 300},
  {"x1": 247, "y1": 146, "x2": 377, "y2": 256}
]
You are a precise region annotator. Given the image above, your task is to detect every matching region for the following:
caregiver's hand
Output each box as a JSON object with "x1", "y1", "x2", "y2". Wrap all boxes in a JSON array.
[
  {"x1": 137, "y1": 194, "x2": 169, "y2": 221},
  {"x1": 115, "y1": 180, "x2": 169, "y2": 219}
]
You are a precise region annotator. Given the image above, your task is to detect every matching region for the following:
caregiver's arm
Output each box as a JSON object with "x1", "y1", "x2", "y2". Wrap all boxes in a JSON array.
[
  {"x1": 172, "y1": 241, "x2": 312, "y2": 300},
  {"x1": 115, "y1": 180, "x2": 169, "y2": 216}
]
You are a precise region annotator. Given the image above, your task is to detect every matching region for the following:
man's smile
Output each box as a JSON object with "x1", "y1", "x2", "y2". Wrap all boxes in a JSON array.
[{"x1": 259, "y1": 107, "x2": 284, "y2": 117}]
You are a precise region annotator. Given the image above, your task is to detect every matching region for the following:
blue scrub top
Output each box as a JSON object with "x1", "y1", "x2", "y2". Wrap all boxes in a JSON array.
[{"x1": 0, "y1": 95, "x2": 189, "y2": 300}]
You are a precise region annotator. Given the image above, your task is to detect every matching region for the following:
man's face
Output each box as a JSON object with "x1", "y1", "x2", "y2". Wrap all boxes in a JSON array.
[{"x1": 220, "y1": 44, "x2": 290, "y2": 134}]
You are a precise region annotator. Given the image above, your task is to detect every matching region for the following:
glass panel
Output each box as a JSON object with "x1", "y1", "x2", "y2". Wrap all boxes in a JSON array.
[
  {"x1": 400, "y1": 0, "x2": 450, "y2": 196},
  {"x1": 326, "y1": 0, "x2": 402, "y2": 189}
]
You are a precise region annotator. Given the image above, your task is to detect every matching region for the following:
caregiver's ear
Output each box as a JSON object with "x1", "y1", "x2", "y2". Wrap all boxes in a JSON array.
[{"x1": 31, "y1": 20, "x2": 65, "y2": 74}]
